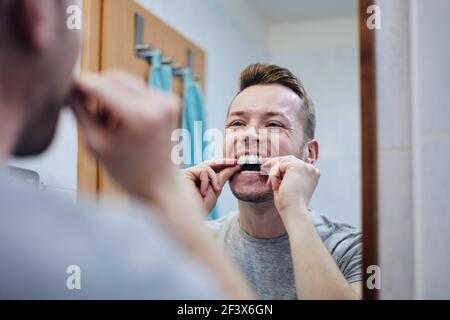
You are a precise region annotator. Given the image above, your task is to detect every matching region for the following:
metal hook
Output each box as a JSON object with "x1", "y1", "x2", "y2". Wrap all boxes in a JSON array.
[
  {"x1": 135, "y1": 14, "x2": 157, "y2": 64},
  {"x1": 162, "y1": 56, "x2": 174, "y2": 65},
  {"x1": 134, "y1": 13, "x2": 200, "y2": 81},
  {"x1": 135, "y1": 14, "x2": 145, "y2": 49},
  {"x1": 136, "y1": 47, "x2": 159, "y2": 64},
  {"x1": 188, "y1": 48, "x2": 195, "y2": 70}
]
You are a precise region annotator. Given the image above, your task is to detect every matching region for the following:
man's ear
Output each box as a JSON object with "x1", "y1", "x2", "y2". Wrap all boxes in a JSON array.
[
  {"x1": 304, "y1": 139, "x2": 319, "y2": 165},
  {"x1": 13, "y1": 0, "x2": 54, "y2": 54}
]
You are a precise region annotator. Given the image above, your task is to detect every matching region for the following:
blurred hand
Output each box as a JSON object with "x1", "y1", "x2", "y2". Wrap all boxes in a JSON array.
[
  {"x1": 261, "y1": 156, "x2": 320, "y2": 217},
  {"x1": 70, "y1": 70, "x2": 181, "y2": 200},
  {"x1": 69, "y1": 71, "x2": 255, "y2": 299},
  {"x1": 183, "y1": 160, "x2": 241, "y2": 214}
]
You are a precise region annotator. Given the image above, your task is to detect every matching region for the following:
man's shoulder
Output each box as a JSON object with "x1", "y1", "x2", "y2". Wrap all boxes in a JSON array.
[
  {"x1": 206, "y1": 211, "x2": 238, "y2": 237},
  {"x1": 310, "y1": 210, "x2": 363, "y2": 283},
  {"x1": 0, "y1": 169, "x2": 159, "y2": 242},
  {"x1": 0, "y1": 171, "x2": 206, "y2": 268},
  {"x1": 0, "y1": 169, "x2": 177, "y2": 266},
  {"x1": 0, "y1": 171, "x2": 221, "y2": 299},
  {"x1": 310, "y1": 210, "x2": 362, "y2": 255}
]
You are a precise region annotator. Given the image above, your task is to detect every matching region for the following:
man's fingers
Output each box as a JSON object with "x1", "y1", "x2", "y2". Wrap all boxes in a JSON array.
[
  {"x1": 204, "y1": 166, "x2": 221, "y2": 193},
  {"x1": 261, "y1": 158, "x2": 277, "y2": 172},
  {"x1": 76, "y1": 74, "x2": 149, "y2": 125},
  {"x1": 262, "y1": 156, "x2": 303, "y2": 176},
  {"x1": 106, "y1": 70, "x2": 148, "y2": 95},
  {"x1": 217, "y1": 165, "x2": 241, "y2": 188},
  {"x1": 70, "y1": 99, "x2": 110, "y2": 156},
  {"x1": 188, "y1": 162, "x2": 237, "y2": 195},
  {"x1": 261, "y1": 156, "x2": 285, "y2": 168},
  {"x1": 269, "y1": 161, "x2": 281, "y2": 190},
  {"x1": 79, "y1": 73, "x2": 181, "y2": 129},
  {"x1": 266, "y1": 161, "x2": 285, "y2": 191},
  {"x1": 199, "y1": 170, "x2": 209, "y2": 197},
  {"x1": 268, "y1": 174, "x2": 279, "y2": 191},
  {"x1": 205, "y1": 159, "x2": 238, "y2": 171}
]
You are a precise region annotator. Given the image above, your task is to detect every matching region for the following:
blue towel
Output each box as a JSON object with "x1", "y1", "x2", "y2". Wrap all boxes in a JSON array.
[
  {"x1": 148, "y1": 51, "x2": 172, "y2": 92},
  {"x1": 181, "y1": 70, "x2": 220, "y2": 220}
]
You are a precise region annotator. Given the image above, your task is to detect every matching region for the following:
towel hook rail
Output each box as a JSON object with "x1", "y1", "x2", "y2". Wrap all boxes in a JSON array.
[{"x1": 134, "y1": 13, "x2": 200, "y2": 82}]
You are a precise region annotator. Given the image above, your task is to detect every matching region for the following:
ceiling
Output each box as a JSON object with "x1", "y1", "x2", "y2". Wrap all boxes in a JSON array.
[{"x1": 244, "y1": 0, "x2": 358, "y2": 24}]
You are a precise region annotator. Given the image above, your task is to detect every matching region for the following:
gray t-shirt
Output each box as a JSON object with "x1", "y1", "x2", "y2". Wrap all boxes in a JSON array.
[
  {"x1": 208, "y1": 210, "x2": 362, "y2": 300},
  {"x1": 0, "y1": 170, "x2": 222, "y2": 299}
]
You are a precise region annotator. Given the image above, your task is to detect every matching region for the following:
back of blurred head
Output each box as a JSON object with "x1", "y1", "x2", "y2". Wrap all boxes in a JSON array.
[{"x1": 0, "y1": 0, "x2": 81, "y2": 157}]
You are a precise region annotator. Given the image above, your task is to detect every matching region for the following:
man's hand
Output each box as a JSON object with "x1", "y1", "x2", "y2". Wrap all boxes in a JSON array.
[
  {"x1": 70, "y1": 71, "x2": 255, "y2": 299},
  {"x1": 70, "y1": 70, "x2": 181, "y2": 200},
  {"x1": 183, "y1": 160, "x2": 241, "y2": 214},
  {"x1": 261, "y1": 156, "x2": 320, "y2": 217}
]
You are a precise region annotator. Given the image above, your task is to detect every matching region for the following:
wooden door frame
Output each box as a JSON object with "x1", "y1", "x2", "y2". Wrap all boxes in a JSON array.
[
  {"x1": 359, "y1": 0, "x2": 379, "y2": 300},
  {"x1": 77, "y1": 0, "x2": 103, "y2": 199}
]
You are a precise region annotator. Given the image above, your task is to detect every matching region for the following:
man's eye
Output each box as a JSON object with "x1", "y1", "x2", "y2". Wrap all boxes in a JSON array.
[
  {"x1": 229, "y1": 121, "x2": 246, "y2": 127},
  {"x1": 266, "y1": 122, "x2": 283, "y2": 128}
]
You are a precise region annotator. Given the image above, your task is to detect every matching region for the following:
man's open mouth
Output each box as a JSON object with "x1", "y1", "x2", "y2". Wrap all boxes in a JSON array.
[
  {"x1": 240, "y1": 163, "x2": 261, "y2": 172},
  {"x1": 237, "y1": 155, "x2": 264, "y2": 173}
]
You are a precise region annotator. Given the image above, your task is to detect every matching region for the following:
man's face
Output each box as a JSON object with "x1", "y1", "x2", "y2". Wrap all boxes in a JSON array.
[
  {"x1": 224, "y1": 84, "x2": 306, "y2": 203},
  {"x1": 13, "y1": 0, "x2": 81, "y2": 156}
]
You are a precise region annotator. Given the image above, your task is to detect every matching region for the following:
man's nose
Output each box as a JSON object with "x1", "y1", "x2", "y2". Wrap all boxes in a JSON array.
[{"x1": 237, "y1": 126, "x2": 260, "y2": 147}]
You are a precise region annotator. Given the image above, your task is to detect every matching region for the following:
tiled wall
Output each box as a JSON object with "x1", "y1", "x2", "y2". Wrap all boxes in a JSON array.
[
  {"x1": 377, "y1": 0, "x2": 450, "y2": 299},
  {"x1": 269, "y1": 17, "x2": 361, "y2": 227},
  {"x1": 376, "y1": 0, "x2": 414, "y2": 299},
  {"x1": 410, "y1": 0, "x2": 450, "y2": 299}
]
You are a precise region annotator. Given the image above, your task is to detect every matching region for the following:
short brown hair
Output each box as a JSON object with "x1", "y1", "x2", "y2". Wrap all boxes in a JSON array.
[{"x1": 238, "y1": 63, "x2": 316, "y2": 141}]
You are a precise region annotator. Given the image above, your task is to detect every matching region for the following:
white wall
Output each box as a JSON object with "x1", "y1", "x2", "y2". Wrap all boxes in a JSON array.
[
  {"x1": 376, "y1": 0, "x2": 414, "y2": 299},
  {"x1": 136, "y1": 0, "x2": 269, "y2": 215},
  {"x1": 377, "y1": 0, "x2": 450, "y2": 299},
  {"x1": 411, "y1": 0, "x2": 450, "y2": 299},
  {"x1": 268, "y1": 18, "x2": 361, "y2": 227}
]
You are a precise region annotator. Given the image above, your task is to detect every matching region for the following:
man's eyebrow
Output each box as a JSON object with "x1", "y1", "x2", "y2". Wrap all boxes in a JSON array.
[
  {"x1": 264, "y1": 111, "x2": 291, "y2": 122},
  {"x1": 227, "y1": 110, "x2": 290, "y2": 120},
  {"x1": 227, "y1": 111, "x2": 246, "y2": 117},
  {"x1": 264, "y1": 111, "x2": 285, "y2": 117}
]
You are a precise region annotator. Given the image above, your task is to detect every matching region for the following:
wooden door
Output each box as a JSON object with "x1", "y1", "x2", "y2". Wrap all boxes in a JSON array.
[{"x1": 78, "y1": 0, "x2": 206, "y2": 198}]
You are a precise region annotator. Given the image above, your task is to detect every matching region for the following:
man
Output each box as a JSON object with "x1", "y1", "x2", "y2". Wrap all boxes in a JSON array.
[
  {"x1": 184, "y1": 64, "x2": 363, "y2": 299},
  {"x1": 0, "y1": 0, "x2": 252, "y2": 299}
]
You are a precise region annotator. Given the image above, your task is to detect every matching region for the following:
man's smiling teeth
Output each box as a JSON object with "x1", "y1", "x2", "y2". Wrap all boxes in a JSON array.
[{"x1": 237, "y1": 155, "x2": 265, "y2": 165}]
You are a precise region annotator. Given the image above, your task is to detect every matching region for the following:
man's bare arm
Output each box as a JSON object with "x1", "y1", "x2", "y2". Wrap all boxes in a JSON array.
[
  {"x1": 262, "y1": 156, "x2": 361, "y2": 300},
  {"x1": 283, "y1": 208, "x2": 361, "y2": 300}
]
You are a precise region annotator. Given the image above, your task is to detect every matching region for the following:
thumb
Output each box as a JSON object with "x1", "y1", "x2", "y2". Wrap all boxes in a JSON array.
[
  {"x1": 217, "y1": 165, "x2": 241, "y2": 188},
  {"x1": 71, "y1": 102, "x2": 109, "y2": 157}
]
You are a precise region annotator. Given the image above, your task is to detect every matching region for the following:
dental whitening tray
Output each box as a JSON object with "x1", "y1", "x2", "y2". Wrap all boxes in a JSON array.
[{"x1": 237, "y1": 155, "x2": 269, "y2": 175}]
